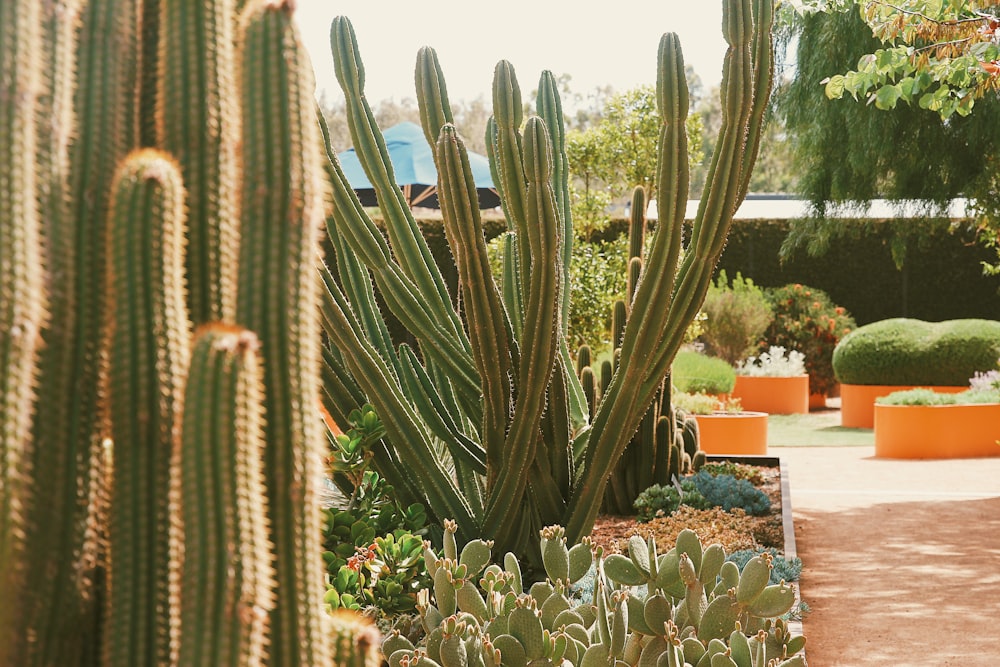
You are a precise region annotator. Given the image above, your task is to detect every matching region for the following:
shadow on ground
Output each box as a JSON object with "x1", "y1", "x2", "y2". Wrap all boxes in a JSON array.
[{"x1": 795, "y1": 497, "x2": 1000, "y2": 666}]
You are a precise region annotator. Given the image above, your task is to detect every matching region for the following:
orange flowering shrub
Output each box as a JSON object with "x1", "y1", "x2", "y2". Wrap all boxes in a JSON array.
[{"x1": 759, "y1": 284, "x2": 856, "y2": 396}]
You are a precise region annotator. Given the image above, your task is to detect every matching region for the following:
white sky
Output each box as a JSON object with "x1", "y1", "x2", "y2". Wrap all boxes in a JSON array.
[{"x1": 294, "y1": 2, "x2": 728, "y2": 106}]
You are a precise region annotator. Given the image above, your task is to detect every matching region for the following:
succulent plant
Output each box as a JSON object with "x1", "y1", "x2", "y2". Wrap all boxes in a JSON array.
[
  {"x1": 320, "y1": 0, "x2": 775, "y2": 564},
  {"x1": 383, "y1": 524, "x2": 805, "y2": 667}
]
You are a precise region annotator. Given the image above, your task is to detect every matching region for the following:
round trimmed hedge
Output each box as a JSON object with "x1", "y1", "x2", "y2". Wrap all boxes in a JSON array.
[
  {"x1": 832, "y1": 318, "x2": 1000, "y2": 386},
  {"x1": 672, "y1": 350, "x2": 736, "y2": 395}
]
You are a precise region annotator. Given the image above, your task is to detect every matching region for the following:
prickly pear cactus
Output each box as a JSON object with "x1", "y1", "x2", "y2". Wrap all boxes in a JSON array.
[{"x1": 385, "y1": 524, "x2": 805, "y2": 667}]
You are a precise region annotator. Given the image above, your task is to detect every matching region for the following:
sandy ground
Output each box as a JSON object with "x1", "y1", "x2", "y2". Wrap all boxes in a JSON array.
[{"x1": 776, "y1": 446, "x2": 1000, "y2": 666}]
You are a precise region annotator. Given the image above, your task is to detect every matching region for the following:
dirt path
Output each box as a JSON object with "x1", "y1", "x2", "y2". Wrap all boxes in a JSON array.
[{"x1": 775, "y1": 446, "x2": 1000, "y2": 666}]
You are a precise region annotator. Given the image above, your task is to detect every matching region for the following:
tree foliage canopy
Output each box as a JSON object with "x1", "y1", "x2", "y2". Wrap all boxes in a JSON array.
[
  {"x1": 795, "y1": 0, "x2": 1000, "y2": 118},
  {"x1": 781, "y1": 8, "x2": 1000, "y2": 209},
  {"x1": 777, "y1": 5, "x2": 1000, "y2": 270}
]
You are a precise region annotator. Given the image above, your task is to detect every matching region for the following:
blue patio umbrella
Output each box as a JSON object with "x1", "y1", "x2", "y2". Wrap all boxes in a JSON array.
[{"x1": 336, "y1": 121, "x2": 500, "y2": 209}]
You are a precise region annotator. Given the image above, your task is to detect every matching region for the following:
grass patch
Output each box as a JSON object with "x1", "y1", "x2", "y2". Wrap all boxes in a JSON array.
[{"x1": 767, "y1": 409, "x2": 873, "y2": 447}]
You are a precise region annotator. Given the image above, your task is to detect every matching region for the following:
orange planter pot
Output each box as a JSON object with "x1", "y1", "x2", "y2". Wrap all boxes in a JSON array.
[
  {"x1": 874, "y1": 403, "x2": 1000, "y2": 458},
  {"x1": 732, "y1": 375, "x2": 809, "y2": 414},
  {"x1": 840, "y1": 384, "x2": 967, "y2": 428},
  {"x1": 693, "y1": 412, "x2": 768, "y2": 456}
]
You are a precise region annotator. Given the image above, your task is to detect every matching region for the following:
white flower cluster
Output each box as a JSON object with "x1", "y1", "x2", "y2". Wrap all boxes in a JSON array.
[{"x1": 736, "y1": 346, "x2": 806, "y2": 377}]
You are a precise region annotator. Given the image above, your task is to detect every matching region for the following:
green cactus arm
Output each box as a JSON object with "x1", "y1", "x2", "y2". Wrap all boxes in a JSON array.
[
  {"x1": 398, "y1": 345, "x2": 486, "y2": 512},
  {"x1": 318, "y1": 273, "x2": 480, "y2": 535},
  {"x1": 18, "y1": 1, "x2": 135, "y2": 663},
  {"x1": 536, "y1": 71, "x2": 590, "y2": 433},
  {"x1": 436, "y1": 123, "x2": 514, "y2": 466},
  {"x1": 566, "y1": 0, "x2": 772, "y2": 544},
  {"x1": 326, "y1": 219, "x2": 402, "y2": 379},
  {"x1": 541, "y1": 355, "x2": 575, "y2": 498},
  {"x1": 104, "y1": 149, "x2": 190, "y2": 667},
  {"x1": 157, "y1": 0, "x2": 239, "y2": 323},
  {"x1": 318, "y1": 110, "x2": 404, "y2": 381},
  {"x1": 329, "y1": 16, "x2": 466, "y2": 345},
  {"x1": 500, "y1": 230, "x2": 526, "y2": 341},
  {"x1": 689, "y1": 0, "x2": 758, "y2": 262},
  {"x1": 490, "y1": 61, "x2": 532, "y2": 324},
  {"x1": 177, "y1": 325, "x2": 274, "y2": 667},
  {"x1": 325, "y1": 161, "x2": 483, "y2": 413},
  {"x1": 415, "y1": 46, "x2": 455, "y2": 150},
  {"x1": 736, "y1": 0, "x2": 774, "y2": 203},
  {"x1": 643, "y1": 0, "x2": 773, "y2": 387},
  {"x1": 397, "y1": 344, "x2": 488, "y2": 475},
  {"x1": 483, "y1": 117, "x2": 563, "y2": 546},
  {"x1": 320, "y1": 341, "x2": 366, "y2": 426},
  {"x1": 536, "y1": 70, "x2": 573, "y2": 326},
  {"x1": 0, "y1": 2, "x2": 46, "y2": 662},
  {"x1": 236, "y1": 4, "x2": 332, "y2": 664}
]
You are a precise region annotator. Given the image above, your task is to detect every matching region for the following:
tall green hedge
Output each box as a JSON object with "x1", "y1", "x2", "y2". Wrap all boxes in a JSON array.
[
  {"x1": 399, "y1": 215, "x2": 999, "y2": 332},
  {"x1": 714, "y1": 217, "x2": 1000, "y2": 326}
]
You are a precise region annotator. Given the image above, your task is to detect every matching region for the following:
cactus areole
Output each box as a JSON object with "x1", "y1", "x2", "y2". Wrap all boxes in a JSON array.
[{"x1": 321, "y1": 0, "x2": 774, "y2": 562}]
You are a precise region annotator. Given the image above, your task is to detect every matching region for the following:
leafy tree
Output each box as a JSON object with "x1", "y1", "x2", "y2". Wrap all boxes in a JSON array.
[
  {"x1": 807, "y1": 0, "x2": 1000, "y2": 118},
  {"x1": 566, "y1": 85, "x2": 704, "y2": 232},
  {"x1": 781, "y1": 3, "x2": 1000, "y2": 269}
]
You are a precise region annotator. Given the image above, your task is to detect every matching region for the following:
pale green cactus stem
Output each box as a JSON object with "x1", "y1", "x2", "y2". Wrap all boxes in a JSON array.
[
  {"x1": 329, "y1": 17, "x2": 467, "y2": 345},
  {"x1": 103, "y1": 149, "x2": 190, "y2": 667},
  {"x1": 177, "y1": 325, "x2": 275, "y2": 667},
  {"x1": 567, "y1": 0, "x2": 773, "y2": 543},
  {"x1": 481, "y1": 116, "x2": 563, "y2": 545},
  {"x1": 158, "y1": 0, "x2": 240, "y2": 323},
  {"x1": 436, "y1": 124, "x2": 514, "y2": 466},
  {"x1": 0, "y1": 2, "x2": 46, "y2": 663},
  {"x1": 236, "y1": 3, "x2": 332, "y2": 664}
]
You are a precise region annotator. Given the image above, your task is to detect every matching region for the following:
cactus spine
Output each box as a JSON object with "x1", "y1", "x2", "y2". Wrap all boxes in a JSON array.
[
  {"x1": 237, "y1": 3, "x2": 331, "y2": 665},
  {"x1": 178, "y1": 325, "x2": 274, "y2": 667},
  {"x1": 0, "y1": 2, "x2": 47, "y2": 663},
  {"x1": 104, "y1": 149, "x2": 191, "y2": 666}
]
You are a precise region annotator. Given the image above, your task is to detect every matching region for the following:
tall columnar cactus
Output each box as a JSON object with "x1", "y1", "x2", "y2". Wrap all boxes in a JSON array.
[
  {"x1": 103, "y1": 149, "x2": 191, "y2": 667},
  {"x1": 0, "y1": 2, "x2": 47, "y2": 663},
  {"x1": 158, "y1": 0, "x2": 240, "y2": 323},
  {"x1": 237, "y1": 3, "x2": 331, "y2": 665},
  {"x1": 18, "y1": 1, "x2": 134, "y2": 664},
  {"x1": 597, "y1": 186, "x2": 703, "y2": 515},
  {"x1": 2, "y1": 0, "x2": 336, "y2": 665},
  {"x1": 178, "y1": 325, "x2": 274, "y2": 667},
  {"x1": 322, "y1": 0, "x2": 774, "y2": 560}
]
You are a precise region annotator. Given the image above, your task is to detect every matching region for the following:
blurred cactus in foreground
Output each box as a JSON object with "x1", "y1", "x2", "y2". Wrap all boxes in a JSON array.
[
  {"x1": 321, "y1": 0, "x2": 774, "y2": 563},
  {"x1": 0, "y1": 0, "x2": 331, "y2": 665}
]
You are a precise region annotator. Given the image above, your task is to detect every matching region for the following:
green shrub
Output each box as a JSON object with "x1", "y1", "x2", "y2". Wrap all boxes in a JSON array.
[
  {"x1": 632, "y1": 481, "x2": 711, "y2": 522},
  {"x1": 672, "y1": 391, "x2": 721, "y2": 415},
  {"x1": 833, "y1": 318, "x2": 1000, "y2": 386},
  {"x1": 672, "y1": 349, "x2": 737, "y2": 394},
  {"x1": 761, "y1": 283, "x2": 856, "y2": 396},
  {"x1": 689, "y1": 471, "x2": 771, "y2": 516},
  {"x1": 877, "y1": 387, "x2": 1000, "y2": 405},
  {"x1": 700, "y1": 270, "x2": 774, "y2": 364}
]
